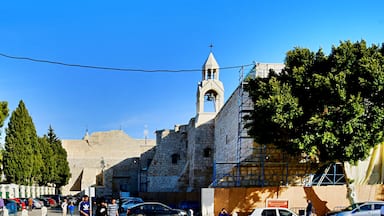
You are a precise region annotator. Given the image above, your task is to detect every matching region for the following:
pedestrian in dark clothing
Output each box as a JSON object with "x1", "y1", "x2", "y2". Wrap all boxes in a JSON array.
[
  {"x1": 80, "y1": 195, "x2": 90, "y2": 216},
  {"x1": 306, "y1": 200, "x2": 313, "y2": 216},
  {"x1": 95, "y1": 201, "x2": 107, "y2": 216},
  {"x1": 218, "y1": 208, "x2": 229, "y2": 216}
]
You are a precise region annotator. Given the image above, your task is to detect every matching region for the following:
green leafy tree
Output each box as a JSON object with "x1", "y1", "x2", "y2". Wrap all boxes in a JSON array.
[
  {"x1": 3, "y1": 100, "x2": 43, "y2": 184},
  {"x1": 244, "y1": 40, "x2": 384, "y2": 164},
  {"x1": 46, "y1": 126, "x2": 71, "y2": 187}
]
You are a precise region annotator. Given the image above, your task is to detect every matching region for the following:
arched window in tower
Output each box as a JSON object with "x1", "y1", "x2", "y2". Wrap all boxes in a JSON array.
[
  {"x1": 204, "y1": 90, "x2": 217, "y2": 112},
  {"x1": 207, "y1": 69, "x2": 212, "y2": 79}
]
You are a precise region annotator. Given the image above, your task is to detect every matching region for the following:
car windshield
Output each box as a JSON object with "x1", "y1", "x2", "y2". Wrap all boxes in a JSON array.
[{"x1": 342, "y1": 203, "x2": 364, "y2": 211}]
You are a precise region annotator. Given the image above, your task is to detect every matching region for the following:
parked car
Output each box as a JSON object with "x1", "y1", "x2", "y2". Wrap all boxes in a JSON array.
[
  {"x1": 120, "y1": 197, "x2": 144, "y2": 213},
  {"x1": 326, "y1": 201, "x2": 384, "y2": 216},
  {"x1": 40, "y1": 194, "x2": 61, "y2": 207},
  {"x1": 249, "y1": 208, "x2": 298, "y2": 216},
  {"x1": 126, "y1": 202, "x2": 187, "y2": 216},
  {"x1": 5, "y1": 199, "x2": 19, "y2": 214},
  {"x1": 36, "y1": 197, "x2": 50, "y2": 207},
  {"x1": 32, "y1": 198, "x2": 43, "y2": 209},
  {"x1": 9, "y1": 198, "x2": 22, "y2": 210}
]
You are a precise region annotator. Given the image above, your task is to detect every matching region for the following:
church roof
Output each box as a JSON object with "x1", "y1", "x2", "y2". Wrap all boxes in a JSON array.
[{"x1": 203, "y1": 52, "x2": 219, "y2": 70}]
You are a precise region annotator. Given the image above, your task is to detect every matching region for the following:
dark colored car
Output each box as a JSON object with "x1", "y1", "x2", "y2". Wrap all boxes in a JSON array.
[{"x1": 126, "y1": 202, "x2": 187, "y2": 216}]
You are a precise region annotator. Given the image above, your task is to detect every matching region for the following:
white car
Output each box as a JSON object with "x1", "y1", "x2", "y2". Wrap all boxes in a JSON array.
[
  {"x1": 32, "y1": 198, "x2": 43, "y2": 209},
  {"x1": 120, "y1": 197, "x2": 144, "y2": 212},
  {"x1": 249, "y1": 207, "x2": 298, "y2": 216}
]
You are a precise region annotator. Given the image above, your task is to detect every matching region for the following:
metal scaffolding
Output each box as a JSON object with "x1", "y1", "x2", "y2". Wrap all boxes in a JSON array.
[
  {"x1": 211, "y1": 63, "x2": 348, "y2": 188},
  {"x1": 212, "y1": 64, "x2": 292, "y2": 188}
]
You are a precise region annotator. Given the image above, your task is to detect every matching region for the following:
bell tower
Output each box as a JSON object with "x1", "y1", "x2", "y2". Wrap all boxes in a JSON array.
[{"x1": 195, "y1": 52, "x2": 224, "y2": 126}]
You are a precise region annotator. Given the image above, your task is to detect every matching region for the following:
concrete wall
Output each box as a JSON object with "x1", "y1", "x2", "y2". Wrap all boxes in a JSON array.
[{"x1": 0, "y1": 184, "x2": 55, "y2": 198}]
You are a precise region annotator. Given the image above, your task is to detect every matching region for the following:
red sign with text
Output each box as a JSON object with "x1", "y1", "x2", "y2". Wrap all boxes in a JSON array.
[{"x1": 266, "y1": 199, "x2": 289, "y2": 208}]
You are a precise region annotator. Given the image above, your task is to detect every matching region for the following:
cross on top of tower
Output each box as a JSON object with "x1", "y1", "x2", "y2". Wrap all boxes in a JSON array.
[{"x1": 209, "y1": 43, "x2": 214, "y2": 52}]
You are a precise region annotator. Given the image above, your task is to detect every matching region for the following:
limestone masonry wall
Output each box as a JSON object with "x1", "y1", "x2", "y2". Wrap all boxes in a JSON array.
[
  {"x1": 62, "y1": 130, "x2": 155, "y2": 196},
  {"x1": 147, "y1": 126, "x2": 188, "y2": 192}
]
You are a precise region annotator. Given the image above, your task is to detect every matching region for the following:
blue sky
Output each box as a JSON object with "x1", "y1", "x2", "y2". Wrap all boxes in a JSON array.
[{"x1": 1, "y1": 1, "x2": 384, "y2": 141}]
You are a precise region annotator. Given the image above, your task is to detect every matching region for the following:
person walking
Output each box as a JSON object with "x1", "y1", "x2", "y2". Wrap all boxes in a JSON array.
[
  {"x1": 107, "y1": 199, "x2": 119, "y2": 216},
  {"x1": 306, "y1": 200, "x2": 313, "y2": 216},
  {"x1": 68, "y1": 202, "x2": 75, "y2": 216},
  {"x1": 28, "y1": 197, "x2": 33, "y2": 211},
  {"x1": 62, "y1": 198, "x2": 68, "y2": 216},
  {"x1": 78, "y1": 197, "x2": 85, "y2": 216},
  {"x1": 80, "y1": 195, "x2": 90, "y2": 216},
  {"x1": 95, "y1": 201, "x2": 107, "y2": 216},
  {"x1": 0, "y1": 198, "x2": 4, "y2": 216},
  {"x1": 41, "y1": 206, "x2": 48, "y2": 216},
  {"x1": 218, "y1": 208, "x2": 229, "y2": 216}
]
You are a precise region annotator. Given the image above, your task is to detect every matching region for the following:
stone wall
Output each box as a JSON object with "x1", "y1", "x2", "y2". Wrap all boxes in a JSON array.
[
  {"x1": 62, "y1": 130, "x2": 155, "y2": 196},
  {"x1": 214, "y1": 87, "x2": 254, "y2": 180},
  {"x1": 145, "y1": 117, "x2": 216, "y2": 192},
  {"x1": 101, "y1": 157, "x2": 141, "y2": 198},
  {"x1": 147, "y1": 126, "x2": 189, "y2": 192},
  {"x1": 139, "y1": 147, "x2": 156, "y2": 192},
  {"x1": 213, "y1": 63, "x2": 311, "y2": 187},
  {"x1": 187, "y1": 119, "x2": 215, "y2": 190}
]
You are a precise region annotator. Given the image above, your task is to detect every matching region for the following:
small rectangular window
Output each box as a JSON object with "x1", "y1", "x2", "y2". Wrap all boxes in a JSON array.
[{"x1": 171, "y1": 154, "x2": 180, "y2": 164}]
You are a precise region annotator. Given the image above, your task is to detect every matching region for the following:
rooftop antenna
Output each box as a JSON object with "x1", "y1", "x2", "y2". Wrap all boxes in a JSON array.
[{"x1": 144, "y1": 124, "x2": 149, "y2": 145}]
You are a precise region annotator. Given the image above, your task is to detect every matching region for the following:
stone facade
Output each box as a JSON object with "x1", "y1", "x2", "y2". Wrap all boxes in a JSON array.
[
  {"x1": 187, "y1": 120, "x2": 215, "y2": 190},
  {"x1": 146, "y1": 126, "x2": 189, "y2": 192},
  {"x1": 143, "y1": 52, "x2": 222, "y2": 192},
  {"x1": 144, "y1": 118, "x2": 216, "y2": 192},
  {"x1": 213, "y1": 63, "x2": 312, "y2": 187},
  {"x1": 61, "y1": 56, "x2": 313, "y2": 195},
  {"x1": 61, "y1": 130, "x2": 155, "y2": 196}
]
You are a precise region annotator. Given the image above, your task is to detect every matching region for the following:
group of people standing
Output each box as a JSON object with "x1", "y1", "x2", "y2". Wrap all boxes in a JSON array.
[
  {"x1": 61, "y1": 198, "x2": 75, "y2": 216},
  {"x1": 61, "y1": 195, "x2": 119, "y2": 216}
]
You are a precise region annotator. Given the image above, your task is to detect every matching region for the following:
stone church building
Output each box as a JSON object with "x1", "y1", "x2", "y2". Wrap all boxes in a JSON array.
[
  {"x1": 61, "y1": 130, "x2": 156, "y2": 196},
  {"x1": 62, "y1": 52, "x2": 314, "y2": 196}
]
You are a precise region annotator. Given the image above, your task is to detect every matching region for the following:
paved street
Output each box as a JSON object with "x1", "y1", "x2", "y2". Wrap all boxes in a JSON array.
[
  {"x1": 10, "y1": 208, "x2": 126, "y2": 216},
  {"x1": 11, "y1": 208, "x2": 62, "y2": 216}
]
